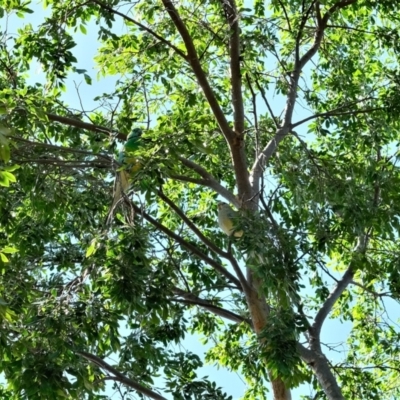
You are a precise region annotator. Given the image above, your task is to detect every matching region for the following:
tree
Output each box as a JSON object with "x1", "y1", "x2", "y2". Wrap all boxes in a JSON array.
[{"x1": 0, "y1": 0, "x2": 400, "y2": 399}]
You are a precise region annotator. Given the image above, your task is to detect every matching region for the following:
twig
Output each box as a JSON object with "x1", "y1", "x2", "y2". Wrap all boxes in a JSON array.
[
  {"x1": 254, "y1": 75, "x2": 278, "y2": 129},
  {"x1": 245, "y1": 73, "x2": 260, "y2": 156},
  {"x1": 291, "y1": 106, "x2": 385, "y2": 129}
]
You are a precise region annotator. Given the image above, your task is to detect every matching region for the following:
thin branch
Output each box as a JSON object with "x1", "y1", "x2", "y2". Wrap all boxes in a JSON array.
[
  {"x1": 198, "y1": 22, "x2": 228, "y2": 61},
  {"x1": 173, "y1": 287, "x2": 251, "y2": 325},
  {"x1": 11, "y1": 136, "x2": 112, "y2": 160},
  {"x1": 91, "y1": 0, "x2": 187, "y2": 60},
  {"x1": 313, "y1": 228, "x2": 371, "y2": 336},
  {"x1": 291, "y1": 105, "x2": 385, "y2": 129},
  {"x1": 76, "y1": 351, "x2": 168, "y2": 400},
  {"x1": 350, "y1": 280, "x2": 390, "y2": 298},
  {"x1": 224, "y1": 246, "x2": 251, "y2": 294},
  {"x1": 161, "y1": 0, "x2": 233, "y2": 141},
  {"x1": 177, "y1": 155, "x2": 240, "y2": 207},
  {"x1": 312, "y1": 266, "x2": 354, "y2": 336},
  {"x1": 143, "y1": 80, "x2": 151, "y2": 131},
  {"x1": 169, "y1": 174, "x2": 210, "y2": 186},
  {"x1": 46, "y1": 113, "x2": 123, "y2": 138},
  {"x1": 314, "y1": 257, "x2": 340, "y2": 284},
  {"x1": 130, "y1": 202, "x2": 243, "y2": 290},
  {"x1": 325, "y1": 24, "x2": 374, "y2": 34},
  {"x1": 277, "y1": 0, "x2": 292, "y2": 32},
  {"x1": 254, "y1": 75, "x2": 278, "y2": 129},
  {"x1": 295, "y1": 0, "x2": 317, "y2": 63},
  {"x1": 245, "y1": 73, "x2": 260, "y2": 156}
]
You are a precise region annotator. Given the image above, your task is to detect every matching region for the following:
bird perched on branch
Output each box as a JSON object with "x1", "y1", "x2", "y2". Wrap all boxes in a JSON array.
[
  {"x1": 217, "y1": 202, "x2": 243, "y2": 238},
  {"x1": 107, "y1": 128, "x2": 143, "y2": 224}
]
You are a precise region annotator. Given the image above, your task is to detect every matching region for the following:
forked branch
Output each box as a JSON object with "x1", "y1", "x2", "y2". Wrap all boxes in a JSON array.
[{"x1": 250, "y1": 0, "x2": 358, "y2": 183}]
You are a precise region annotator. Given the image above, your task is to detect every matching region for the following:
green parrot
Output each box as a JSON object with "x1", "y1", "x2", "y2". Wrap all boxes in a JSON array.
[
  {"x1": 107, "y1": 128, "x2": 143, "y2": 223},
  {"x1": 217, "y1": 202, "x2": 243, "y2": 238}
]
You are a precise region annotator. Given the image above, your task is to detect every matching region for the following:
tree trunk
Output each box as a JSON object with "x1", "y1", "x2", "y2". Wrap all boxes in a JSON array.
[
  {"x1": 246, "y1": 277, "x2": 292, "y2": 400},
  {"x1": 308, "y1": 350, "x2": 345, "y2": 400}
]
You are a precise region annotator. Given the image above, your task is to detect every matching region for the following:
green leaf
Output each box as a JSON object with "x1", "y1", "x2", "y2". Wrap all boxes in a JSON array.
[
  {"x1": 85, "y1": 239, "x2": 97, "y2": 258},
  {"x1": 0, "y1": 145, "x2": 10, "y2": 163},
  {"x1": 84, "y1": 74, "x2": 92, "y2": 85},
  {"x1": 1, "y1": 247, "x2": 17, "y2": 254}
]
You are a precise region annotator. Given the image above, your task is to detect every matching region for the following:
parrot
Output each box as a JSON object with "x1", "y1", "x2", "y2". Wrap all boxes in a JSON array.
[
  {"x1": 107, "y1": 128, "x2": 143, "y2": 223},
  {"x1": 217, "y1": 202, "x2": 267, "y2": 265},
  {"x1": 217, "y1": 202, "x2": 243, "y2": 238}
]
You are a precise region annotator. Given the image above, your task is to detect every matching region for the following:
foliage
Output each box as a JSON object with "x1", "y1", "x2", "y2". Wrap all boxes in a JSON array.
[{"x1": 0, "y1": 0, "x2": 399, "y2": 399}]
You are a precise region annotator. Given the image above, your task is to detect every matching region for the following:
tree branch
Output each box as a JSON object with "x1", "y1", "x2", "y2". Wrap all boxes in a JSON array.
[
  {"x1": 298, "y1": 0, "x2": 358, "y2": 71},
  {"x1": 161, "y1": 0, "x2": 233, "y2": 141},
  {"x1": 46, "y1": 113, "x2": 123, "y2": 138},
  {"x1": 169, "y1": 174, "x2": 209, "y2": 186},
  {"x1": 277, "y1": 0, "x2": 292, "y2": 32},
  {"x1": 312, "y1": 266, "x2": 354, "y2": 337},
  {"x1": 173, "y1": 287, "x2": 251, "y2": 326},
  {"x1": 295, "y1": 0, "x2": 317, "y2": 63},
  {"x1": 245, "y1": 73, "x2": 260, "y2": 156},
  {"x1": 297, "y1": 342, "x2": 315, "y2": 363},
  {"x1": 250, "y1": 0, "x2": 358, "y2": 186},
  {"x1": 307, "y1": 350, "x2": 345, "y2": 400},
  {"x1": 312, "y1": 233, "x2": 368, "y2": 337},
  {"x1": 176, "y1": 156, "x2": 240, "y2": 207},
  {"x1": 291, "y1": 105, "x2": 384, "y2": 129},
  {"x1": 219, "y1": 0, "x2": 245, "y2": 134},
  {"x1": 253, "y1": 75, "x2": 279, "y2": 129},
  {"x1": 76, "y1": 351, "x2": 168, "y2": 400},
  {"x1": 131, "y1": 202, "x2": 243, "y2": 290}
]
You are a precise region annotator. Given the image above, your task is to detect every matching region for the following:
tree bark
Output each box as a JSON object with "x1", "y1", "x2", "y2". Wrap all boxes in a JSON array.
[
  {"x1": 245, "y1": 279, "x2": 292, "y2": 400},
  {"x1": 307, "y1": 351, "x2": 345, "y2": 400}
]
